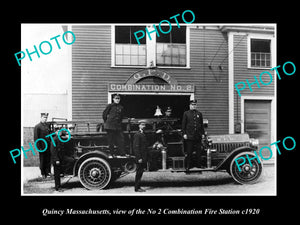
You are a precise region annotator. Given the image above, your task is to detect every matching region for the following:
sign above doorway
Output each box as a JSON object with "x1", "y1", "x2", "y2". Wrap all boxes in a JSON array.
[
  {"x1": 108, "y1": 83, "x2": 194, "y2": 93},
  {"x1": 110, "y1": 68, "x2": 194, "y2": 93},
  {"x1": 125, "y1": 68, "x2": 178, "y2": 85}
]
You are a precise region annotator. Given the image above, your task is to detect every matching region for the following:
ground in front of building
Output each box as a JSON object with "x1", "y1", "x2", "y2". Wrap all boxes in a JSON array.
[{"x1": 22, "y1": 165, "x2": 276, "y2": 195}]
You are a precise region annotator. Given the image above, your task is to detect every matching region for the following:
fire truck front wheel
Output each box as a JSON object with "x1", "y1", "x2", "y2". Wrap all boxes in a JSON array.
[
  {"x1": 229, "y1": 152, "x2": 263, "y2": 185},
  {"x1": 78, "y1": 157, "x2": 112, "y2": 190}
]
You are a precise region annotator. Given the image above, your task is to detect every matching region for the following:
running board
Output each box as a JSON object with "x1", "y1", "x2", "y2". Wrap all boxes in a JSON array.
[{"x1": 170, "y1": 167, "x2": 217, "y2": 173}]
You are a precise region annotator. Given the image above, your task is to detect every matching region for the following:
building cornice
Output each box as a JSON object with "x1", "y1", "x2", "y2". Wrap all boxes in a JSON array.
[{"x1": 221, "y1": 25, "x2": 275, "y2": 34}]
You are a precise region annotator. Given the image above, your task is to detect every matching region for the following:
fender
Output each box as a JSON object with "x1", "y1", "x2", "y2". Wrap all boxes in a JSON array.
[
  {"x1": 215, "y1": 146, "x2": 257, "y2": 170},
  {"x1": 73, "y1": 150, "x2": 111, "y2": 176}
]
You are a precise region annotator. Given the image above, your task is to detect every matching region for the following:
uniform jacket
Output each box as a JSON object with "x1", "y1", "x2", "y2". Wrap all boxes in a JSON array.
[
  {"x1": 50, "y1": 136, "x2": 64, "y2": 163},
  {"x1": 182, "y1": 109, "x2": 205, "y2": 140},
  {"x1": 133, "y1": 130, "x2": 148, "y2": 162},
  {"x1": 157, "y1": 116, "x2": 175, "y2": 131},
  {"x1": 102, "y1": 103, "x2": 124, "y2": 130},
  {"x1": 50, "y1": 136, "x2": 74, "y2": 163},
  {"x1": 34, "y1": 122, "x2": 50, "y2": 150}
]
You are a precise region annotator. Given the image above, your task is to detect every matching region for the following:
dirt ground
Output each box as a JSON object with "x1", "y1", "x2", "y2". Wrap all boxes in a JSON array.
[{"x1": 22, "y1": 164, "x2": 276, "y2": 195}]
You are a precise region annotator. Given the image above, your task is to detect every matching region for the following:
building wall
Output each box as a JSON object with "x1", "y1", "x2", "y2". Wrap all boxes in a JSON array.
[
  {"x1": 72, "y1": 25, "x2": 134, "y2": 122},
  {"x1": 233, "y1": 34, "x2": 275, "y2": 92},
  {"x1": 23, "y1": 93, "x2": 68, "y2": 127},
  {"x1": 22, "y1": 24, "x2": 72, "y2": 127},
  {"x1": 231, "y1": 31, "x2": 276, "y2": 163},
  {"x1": 189, "y1": 27, "x2": 229, "y2": 134},
  {"x1": 72, "y1": 25, "x2": 229, "y2": 135},
  {"x1": 232, "y1": 33, "x2": 275, "y2": 130},
  {"x1": 21, "y1": 24, "x2": 72, "y2": 166}
]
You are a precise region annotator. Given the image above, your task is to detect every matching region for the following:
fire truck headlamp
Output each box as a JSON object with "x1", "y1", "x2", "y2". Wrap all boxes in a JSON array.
[{"x1": 250, "y1": 138, "x2": 259, "y2": 147}]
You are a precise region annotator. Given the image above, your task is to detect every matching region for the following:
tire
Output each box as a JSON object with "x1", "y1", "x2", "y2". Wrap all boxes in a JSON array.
[
  {"x1": 124, "y1": 160, "x2": 137, "y2": 173},
  {"x1": 78, "y1": 157, "x2": 112, "y2": 190},
  {"x1": 230, "y1": 152, "x2": 263, "y2": 185}
]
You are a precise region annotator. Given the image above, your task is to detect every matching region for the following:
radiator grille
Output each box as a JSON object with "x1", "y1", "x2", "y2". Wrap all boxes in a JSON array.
[{"x1": 211, "y1": 142, "x2": 250, "y2": 153}]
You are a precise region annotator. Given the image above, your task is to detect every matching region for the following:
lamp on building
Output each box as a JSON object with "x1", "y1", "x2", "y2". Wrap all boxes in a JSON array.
[
  {"x1": 149, "y1": 60, "x2": 156, "y2": 68},
  {"x1": 154, "y1": 105, "x2": 163, "y2": 117}
]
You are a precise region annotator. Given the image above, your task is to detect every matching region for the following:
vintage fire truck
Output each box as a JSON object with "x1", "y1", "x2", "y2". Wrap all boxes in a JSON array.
[{"x1": 49, "y1": 118, "x2": 262, "y2": 190}]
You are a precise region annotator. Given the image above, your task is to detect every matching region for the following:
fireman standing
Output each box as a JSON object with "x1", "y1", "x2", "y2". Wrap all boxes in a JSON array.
[
  {"x1": 102, "y1": 93, "x2": 126, "y2": 156},
  {"x1": 50, "y1": 125, "x2": 75, "y2": 191},
  {"x1": 133, "y1": 120, "x2": 148, "y2": 192},
  {"x1": 182, "y1": 100, "x2": 205, "y2": 172},
  {"x1": 34, "y1": 113, "x2": 51, "y2": 178}
]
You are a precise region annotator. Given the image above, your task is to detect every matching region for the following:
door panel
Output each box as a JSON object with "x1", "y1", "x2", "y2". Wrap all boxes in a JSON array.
[{"x1": 244, "y1": 100, "x2": 271, "y2": 159}]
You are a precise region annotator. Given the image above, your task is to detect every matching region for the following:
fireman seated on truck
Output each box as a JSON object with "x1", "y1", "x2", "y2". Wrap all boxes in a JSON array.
[{"x1": 157, "y1": 106, "x2": 174, "y2": 132}]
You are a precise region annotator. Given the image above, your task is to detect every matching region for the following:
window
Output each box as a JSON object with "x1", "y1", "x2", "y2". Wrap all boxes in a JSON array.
[
  {"x1": 250, "y1": 39, "x2": 271, "y2": 68},
  {"x1": 156, "y1": 26, "x2": 186, "y2": 67},
  {"x1": 115, "y1": 26, "x2": 146, "y2": 66}
]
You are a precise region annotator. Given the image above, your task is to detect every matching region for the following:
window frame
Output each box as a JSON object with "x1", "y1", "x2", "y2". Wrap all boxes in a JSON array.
[
  {"x1": 247, "y1": 34, "x2": 274, "y2": 69},
  {"x1": 156, "y1": 42, "x2": 187, "y2": 67},
  {"x1": 111, "y1": 24, "x2": 190, "y2": 69},
  {"x1": 113, "y1": 25, "x2": 147, "y2": 67},
  {"x1": 156, "y1": 26, "x2": 188, "y2": 67},
  {"x1": 155, "y1": 25, "x2": 190, "y2": 69}
]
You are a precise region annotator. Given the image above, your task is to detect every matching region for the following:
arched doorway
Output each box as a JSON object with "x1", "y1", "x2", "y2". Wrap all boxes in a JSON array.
[{"x1": 108, "y1": 68, "x2": 194, "y2": 120}]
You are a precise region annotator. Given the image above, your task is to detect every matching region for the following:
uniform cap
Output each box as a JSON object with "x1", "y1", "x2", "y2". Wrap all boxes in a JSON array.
[
  {"x1": 166, "y1": 106, "x2": 172, "y2": 112},
  {"x1": 190, "y1": 99, "x2": 197, "y2": 104},
  {"x1": 113, "y1": 93, "x2": 121, "y2": 99},
  {"x1": 138, "y1": 119, "x2": 147, "y2": 124},
  {"x1": 41, "y1": 113, "x2": 49, "y2": 117}
]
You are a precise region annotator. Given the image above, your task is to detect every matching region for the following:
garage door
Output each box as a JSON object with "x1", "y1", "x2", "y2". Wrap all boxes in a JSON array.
[{"x1": 244, "y1": 100, "x2": 271, "y2": 159}]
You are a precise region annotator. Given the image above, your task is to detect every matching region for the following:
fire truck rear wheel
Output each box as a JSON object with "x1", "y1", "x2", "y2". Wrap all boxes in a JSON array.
[{"x1": 78, "y1": 157, "x2": 112, "y2": 190}]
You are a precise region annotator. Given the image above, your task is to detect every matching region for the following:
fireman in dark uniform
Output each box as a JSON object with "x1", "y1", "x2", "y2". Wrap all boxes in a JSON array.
[
  {"x1": 102, "y1": 93, "x2": 126, "y2": 156},
  {"x1": 153, "y1": 106, "x2": 173, "y2": 169},
  {"x1": 133, "y1": 120, "x2": 148, "y2": 192},
  {"x1": 34, "y1": 113, "x2": 51, "y2": 178},
  {"x1": 50, "y1": 127, "x2": 75, "y2": 191},
  {"x1": 158, "y1": 106, "x2": 174, "y2": 132},
  {"x1": 182, "y1": 100, "x2": 205, "y2": 172}
]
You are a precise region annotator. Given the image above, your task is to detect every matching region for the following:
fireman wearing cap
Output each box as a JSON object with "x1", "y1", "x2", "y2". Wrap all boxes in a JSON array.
[
  {"x1": 102, "y1": 93, "x2": 126, "y2": 156},
  {"x1": 34, "y1": 113, "x2": 51, "y2": 178},
  {"x1": 133, "y1": 120, "x2": 148, "y2": 192},
  {"x1": 156, "y1": 106, "x2": 174, "y2": 137},
  {"x1": 161, "y1": 106, "x2": 174, "y2": 131},
  {"x1": 155, "y1": 106, "x2": 173, "y2": 156},
  {"x1": 50, "y1": 126, "x2": 75, "y2": 191},
  {"x1": 182, "y1": 100, "x2": 205, "y2": 172}
]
